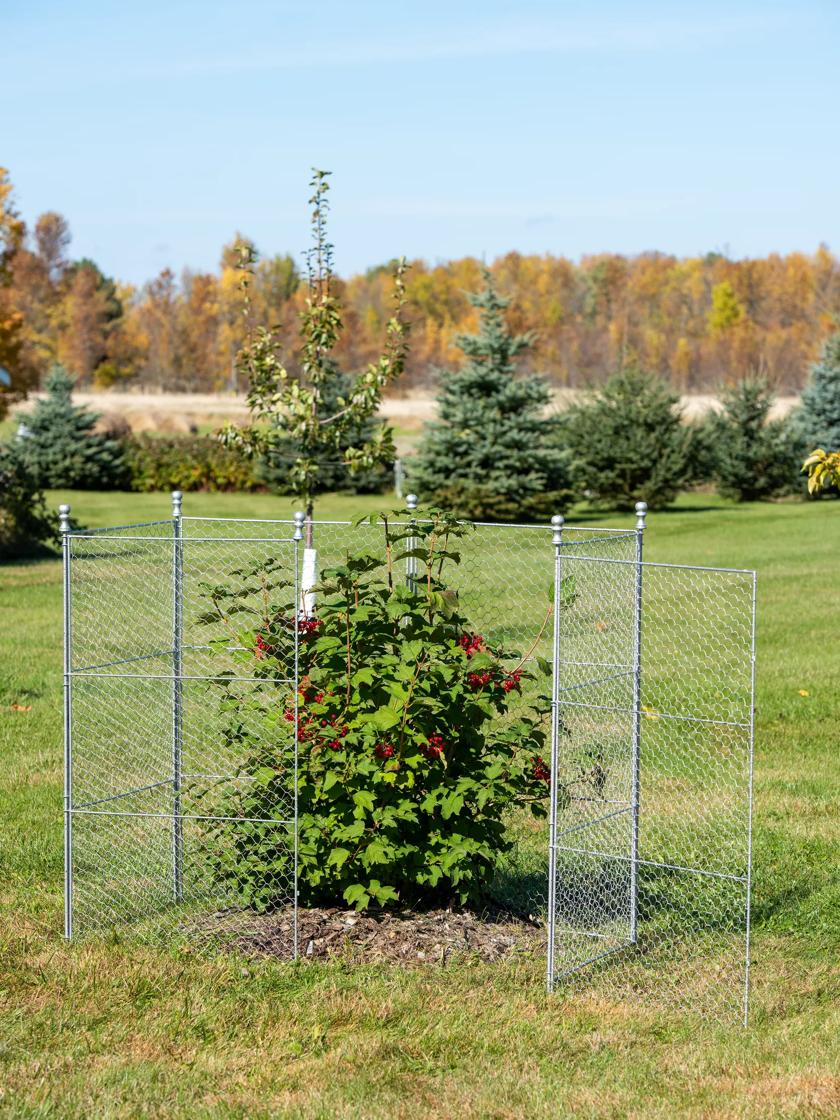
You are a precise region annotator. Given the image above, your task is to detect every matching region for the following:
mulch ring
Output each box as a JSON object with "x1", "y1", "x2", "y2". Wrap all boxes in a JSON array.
[{"x1": 211, "y1": 906, "x2": 546, "y2": 965}]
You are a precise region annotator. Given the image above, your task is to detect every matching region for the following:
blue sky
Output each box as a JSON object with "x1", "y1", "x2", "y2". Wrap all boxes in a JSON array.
[{"x1": 3, "y1": 0, "x2": 838, "y2": 286}]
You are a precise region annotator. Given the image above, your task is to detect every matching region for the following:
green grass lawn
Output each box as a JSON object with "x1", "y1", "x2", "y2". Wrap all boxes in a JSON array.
[{"x1": 1, "y1": 490, "x2": 838, "y2": 1118}]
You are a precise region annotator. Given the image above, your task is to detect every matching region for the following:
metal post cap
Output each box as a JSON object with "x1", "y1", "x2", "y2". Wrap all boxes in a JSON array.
[
  {"x1": 293, "y1": 510, "x2": 306, "y2": 541},
  {"x1": 635, "y1": 501, "x2": 648, "y2": 529},
  {"x1": 406, "y1": 493, "x2": 418, "y2": 511},
  {"x1": 59, "y1": 504, "x2": 71, "y2": 533},
  {"x1": 551, "y1": 513, "x2": 564, "y2": 545},
  {"x1": 171, "y1": 491, "x2": 183, "y2": 517}
]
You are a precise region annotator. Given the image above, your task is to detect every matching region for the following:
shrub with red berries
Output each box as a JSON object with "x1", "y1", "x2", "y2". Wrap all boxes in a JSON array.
[{"x1": 201, "y1": 509, "x2": 584, "y2": 913}]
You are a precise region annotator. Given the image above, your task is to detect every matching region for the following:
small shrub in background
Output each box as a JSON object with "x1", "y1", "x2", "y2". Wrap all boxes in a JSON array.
[
  {"x1": 122, "y1": 433, "x2": 265, "y2": 493},
  {"x1": 410, "y1": 271, "x2": 575, "y2": 521},
  {"x1": 15, "y1": 365, "x2": 127, "y2": 489},
  {"x1": 705, "y1": 378, "x2": 800, "y2": 501},
  {"x1": 0, "y1": 442, "x2": 57, "y2": 559},
  {"x1": 802, "y1": 448, "x2": 840, "y2": 494},
  {"x1": 563, "y1": 368, "x2": 697, "y2": 510}
]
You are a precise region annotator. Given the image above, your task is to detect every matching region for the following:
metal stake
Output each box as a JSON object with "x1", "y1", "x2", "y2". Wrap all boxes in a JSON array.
[
  {"x1": 60, "y1": 504, "x2": 73, "y2": 940},
  {"x1": 744, "y1": 570, "x2": 757, "y2": 1026},
  {"x1": 293, "y1": 510, "x2": 305, "y2": 959},
  {"x1": 406, "y1": 493, "x2": 418, "y2": 590},
  {"x1": 171, "y1": 491, "x2": 184, "y2": 903},
  {"x1": 629, "y1": 501, "x2": 647, "y2": 943},
  {"x1": 546, "y1": 513, "x2": 564, "y2": 993}
]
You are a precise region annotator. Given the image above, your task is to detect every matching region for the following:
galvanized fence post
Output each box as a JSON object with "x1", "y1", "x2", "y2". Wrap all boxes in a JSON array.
[
  {"x1": 629, "y1": 501, "x2": 647, "y2": 943},
  {"x1": 546, "y1": 513, "x2": 564, "y2": 993},
  {"x1": 60, "y1": 503, "x2": 73, "y2": 940},
  {"x1": 744, "y1": 570, "x2": 757, "y2": 1026},
  {"x1": 293, "y1": 510, "x2": 305, "y2": 960},
  {"x1": 405, "y1": 492, "x2": 418, "y2": 590},
  {"x1": 171, "y1": 491, "x2": 184, "y2": 903}
]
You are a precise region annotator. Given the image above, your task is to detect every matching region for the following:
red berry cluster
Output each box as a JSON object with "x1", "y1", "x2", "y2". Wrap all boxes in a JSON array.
[
  {"x1": 459, "y1": 632, "x2": 484, "y2": 658},
  {"x1": 502, "y1": 670, "x2": 522, "y2": 693},
  {"x1": 298, "y1": 618, "x2": 322, "y2": 636},
  {"x1": 532, "y1": 756, "x2": 551, "y2": 783},
  {"x1": 283, "y1": 686, "x2": 348, "y2": 750},
  {"x1": 467, "y1": 670, "x2": 493, "y2": 690},
  {"x1": 254, "y1": 633, "x2": 273, "y2": 659},
  {"x1": 421, "y1": 732, "x2": 446, "y2": 759},
  {"x1": 374, "y1": 741, "x2": 395, "y2": 760}
]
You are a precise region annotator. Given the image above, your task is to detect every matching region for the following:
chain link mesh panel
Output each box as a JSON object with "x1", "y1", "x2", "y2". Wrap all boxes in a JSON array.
[
  {"x1": 66, "y1": 523, "x2": 299, "y2": 953},
  {"x1": 548, "y1": 545, "x2": 756, "y2": 1024}
]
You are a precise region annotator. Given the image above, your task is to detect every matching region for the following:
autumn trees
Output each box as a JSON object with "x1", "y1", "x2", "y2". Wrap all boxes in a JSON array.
[{"x1": 1, "y1": 165, "x2": 839, "y2": 398}]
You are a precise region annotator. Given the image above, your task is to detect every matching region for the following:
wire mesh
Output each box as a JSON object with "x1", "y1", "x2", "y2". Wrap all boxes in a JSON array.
[
  {"x1": 547, "y1": 538, "x2": 756, "y2": 1025},
  {"x1": 64, "y1": 503, "x2": 755, "y2": 1024},
  {"x1": 66, "y1": 521, "x2": 300, "y2": 953}
]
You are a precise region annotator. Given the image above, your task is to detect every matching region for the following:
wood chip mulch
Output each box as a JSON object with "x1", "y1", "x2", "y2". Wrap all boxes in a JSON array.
[{"x1": 210, "y1": 905, "x2": 545, "y2": 965}]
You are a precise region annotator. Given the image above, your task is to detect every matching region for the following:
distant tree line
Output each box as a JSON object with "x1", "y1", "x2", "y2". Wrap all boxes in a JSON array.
[{"x1": 2, "y1": 166, "x2": 840, "y2": 405}]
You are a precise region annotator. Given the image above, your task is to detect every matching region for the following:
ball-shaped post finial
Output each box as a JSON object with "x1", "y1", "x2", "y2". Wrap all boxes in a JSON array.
[
  {"x1": 406, "y1": 493, "x2": 418, "y2": 512},
  {"x1": 551, "y1": 513, "x2": 564, "y2": 546},
  {"x1": 58, "y1": 504, "x2": 71, "y2": 534},
  {"x1": 293, "y1": 510, "x2": 306, "y2": 542},
  {"x1": 171, "y1": 490, "x2": 183, "y2": 518},
  {"x1": 634, "y1": 501, "x2": 648, "y2": 531}
]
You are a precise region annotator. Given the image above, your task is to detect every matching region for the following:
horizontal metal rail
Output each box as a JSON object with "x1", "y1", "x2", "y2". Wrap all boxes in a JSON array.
[
  {"x1": 69, "y1": 671, "x2": 295, "y2": 684},
  {"x1": 69, "y1": 534, "x2": 297, "y2": 545},
  {"x1": 71, "y1": 520, "x2": 173, "y2": 535},
  {"x1": 557, "y1": 553, "x2": 756, "y2": 576},
  {"x1": 70, "y1": 808, "x2": 295, "y2": 826},
  {"x1": 71, "y1": 644, "x2": 295, "y2": 675},
  {"x1": 182, "y1": 516, "x2": 351, "y2": 526}
]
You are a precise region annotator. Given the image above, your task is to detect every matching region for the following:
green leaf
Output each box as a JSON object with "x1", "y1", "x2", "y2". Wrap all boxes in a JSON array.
[
  {"x1": 328, "y1": 847, "x2": 352, "y2": 869},
  {"x1": 343, "y1": 883, "x2": 371, "y2": 910},
  {"x1": 353, "y1": 790, "x2": 375, "y2": 814}
]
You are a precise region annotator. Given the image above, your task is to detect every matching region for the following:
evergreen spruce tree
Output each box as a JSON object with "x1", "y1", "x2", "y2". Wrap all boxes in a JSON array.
[
  {"x1": 798, "y1": 332, "x2": 840, "y2": 450},
  {"x1": 17, "y1": 365, "x2": 127, "y2": 489},
  {"x1": 706, "y1": 378, "x2": 799, "y2": 501},
  {"x1": 409, "y1": 272, "x2": 574, "y2": 521},
  {"x1": 563, "y1": 368, "x2": 696, "y2": 511}
]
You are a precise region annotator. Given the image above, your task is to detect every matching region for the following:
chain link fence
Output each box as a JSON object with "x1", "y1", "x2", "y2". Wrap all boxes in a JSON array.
[
  {"x1": 547, "y1": 520, "x2": 756, "y2": 1024},
  {"x1": 61, "y1": 495, "x2": 755, "y2": 1022}
]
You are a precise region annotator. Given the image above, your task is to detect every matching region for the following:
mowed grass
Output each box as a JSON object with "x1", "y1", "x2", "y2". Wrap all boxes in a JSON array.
[{"x1": 1, "y1": 489, "x2": 838, "y2": 1119}]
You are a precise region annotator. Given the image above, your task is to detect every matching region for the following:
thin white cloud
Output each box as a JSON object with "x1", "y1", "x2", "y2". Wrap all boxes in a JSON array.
[
  {"x1": 15, "y1": 9, "x2": 795, "y2": 84},
  {"x1": 161, "y1": 12, "x2": 794, "y2": 75}
]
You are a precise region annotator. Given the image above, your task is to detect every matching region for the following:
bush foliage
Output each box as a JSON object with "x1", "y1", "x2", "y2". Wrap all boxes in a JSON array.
[
  {"x1": 564, "y1": 369, "x2": 697, "y2": 510},
  {"x1": 199, "y1": 512, "x2": 577, "y2": 911},
  {"x1": 122, "y1": 434, "x2": 264, "y2": 493},
  {"x1": 0, "y1": 442, "x2": 57, "y2": 559}
]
